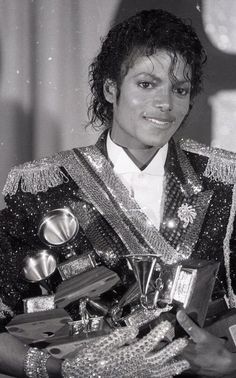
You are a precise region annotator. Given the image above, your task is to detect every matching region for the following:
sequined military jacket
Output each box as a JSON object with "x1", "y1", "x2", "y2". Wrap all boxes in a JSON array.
[{"x1": 0, "y1": 132, "x2": 236, "y2": 328}]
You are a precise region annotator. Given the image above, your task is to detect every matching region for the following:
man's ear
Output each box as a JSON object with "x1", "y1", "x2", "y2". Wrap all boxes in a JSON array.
[{"x1": 103, "y1": 79, "x2": 117, "y2": 103}]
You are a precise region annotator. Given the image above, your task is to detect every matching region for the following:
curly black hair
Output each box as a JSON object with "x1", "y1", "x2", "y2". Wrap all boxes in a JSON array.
[{"x1": 88, "y1": 9, "x2": 207, "y2": 128}]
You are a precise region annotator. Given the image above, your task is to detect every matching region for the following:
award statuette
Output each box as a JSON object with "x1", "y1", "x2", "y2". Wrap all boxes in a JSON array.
[
  {"x1": 38, "y1": 207, "x2": 100, "y2": 280},
  {"x1": 125, "y1": 254, "x2": 219, "y2": 327},
  {"x1": 21, "y1": 249, "x2": 58, "y2": 294},
  {"x1": 125, "y1": 254, "x2": 159, "y2": 309},
  {"x1": 38, "y1": 207, "x2": 79, "y2": 247},
  {"x1": 21, "y1": 207, "x2": 81, "y2": 294},
  {"x1": 159, "y1": 259, "x2": 220, "y2": 326}
]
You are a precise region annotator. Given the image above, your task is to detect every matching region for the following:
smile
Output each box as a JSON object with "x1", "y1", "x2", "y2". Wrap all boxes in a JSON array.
[{"x1": 143, "y1": 116, "x2": 175, "y2": 128}]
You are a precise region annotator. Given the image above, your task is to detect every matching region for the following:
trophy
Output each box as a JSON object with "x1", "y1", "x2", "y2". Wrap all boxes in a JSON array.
[
  {"x1": 125, "y1": 254, "x2": 220, "y2": 327},
  {"x1": 38, "y1": 207, "x2": 98, "y2": 279},
  {"x1": 21, "y1": 207, "x2": 80, "y2": 293},
  {"x1": 38, "y1": 207, "x2": 79, "y2": 250},
  {"x1": 125, "y1": 254, "x2": 160, "y2": 309},
  {"x1": 8, "y1": 206, "x2": 121, "y2": 356},
  {"x1": 21, "y1": 249, "x2": 57, "y2": 294}
]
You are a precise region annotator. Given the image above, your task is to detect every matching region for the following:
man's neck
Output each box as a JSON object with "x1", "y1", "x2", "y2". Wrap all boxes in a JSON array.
[{"x1": 123, "y1": 146, "x2": 160, "y2": 170}]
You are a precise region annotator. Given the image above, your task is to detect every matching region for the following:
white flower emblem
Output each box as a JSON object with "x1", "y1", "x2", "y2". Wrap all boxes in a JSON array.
[{"x1": 177, "y1": 203, "x2": 197, "y2": 228}]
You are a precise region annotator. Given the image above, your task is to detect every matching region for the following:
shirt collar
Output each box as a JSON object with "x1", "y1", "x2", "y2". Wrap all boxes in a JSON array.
[{"x1": 106, "y1": 132, "x2": 168, "y2": 176}]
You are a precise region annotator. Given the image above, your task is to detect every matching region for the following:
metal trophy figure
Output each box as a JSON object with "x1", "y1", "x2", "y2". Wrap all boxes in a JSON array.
[
  {"x1": 125, "y1": 254, "x2": 160, "y2": 309},
  {"x1": 21, "y1": 249, "x2": 57, "y2": 294},
  {"x1": 125, "y1": 254, "x2": 220, "y2": 327},
  {"x1": 38, "y1": 207, "x2": 79, "y2": 252},
  {"x1": 38, "y1": 207, "x2": 98, "y2": 280},
  {"x1": 20, "y1": 207, "x2": 80, "y2": 296}
]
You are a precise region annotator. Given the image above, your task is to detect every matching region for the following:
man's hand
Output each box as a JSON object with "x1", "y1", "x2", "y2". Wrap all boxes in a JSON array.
[
  {"x1": 177, "y1": 310, "x2": 236, "y2": 377},
  {"x1": 62, "y1": 320, "x2": 189, "y2": 378}
]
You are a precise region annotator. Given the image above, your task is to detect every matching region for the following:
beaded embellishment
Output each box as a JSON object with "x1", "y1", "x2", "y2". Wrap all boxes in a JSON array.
[
  {"x1": 180, "y1": 138, "x2": 236, "y2": 308},
  {"x1": 2, "y1": 158, "x2": 68, "y2": 196},
  {"x1": 177, "y1": 203, "x2": 197, "y2": 229},
  {"x1": 180, "y1": 138, "x2": 236, "y2": 185}
]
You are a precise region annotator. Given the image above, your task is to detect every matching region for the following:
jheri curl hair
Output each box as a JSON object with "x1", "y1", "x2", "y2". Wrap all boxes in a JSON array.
[{"x1": 88, "y1": 8, "x2": 207, "y2": 128}]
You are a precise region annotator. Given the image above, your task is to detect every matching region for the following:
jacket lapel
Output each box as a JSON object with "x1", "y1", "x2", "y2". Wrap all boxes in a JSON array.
[
  {"x1": 160, "y1": 139, "x2": 213, "y2": 257},
  {"x1": 96, "y1": 132, "x2": 214, "y2": 259}
]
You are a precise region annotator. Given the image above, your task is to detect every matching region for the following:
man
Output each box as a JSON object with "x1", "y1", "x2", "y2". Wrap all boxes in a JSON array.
[{"x1": 0, "y1": 8, "x2": 236, "y2": 377}]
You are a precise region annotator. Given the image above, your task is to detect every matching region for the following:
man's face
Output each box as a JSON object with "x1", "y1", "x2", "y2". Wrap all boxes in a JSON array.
[{"x1": 105, "y1": 50, "x2": 191, "y2": 150}]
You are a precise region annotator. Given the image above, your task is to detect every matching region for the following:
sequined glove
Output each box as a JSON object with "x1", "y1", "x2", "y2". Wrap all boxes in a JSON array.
[{"x1": 61, "y1": 320, "x2": 190, "y2": 378}]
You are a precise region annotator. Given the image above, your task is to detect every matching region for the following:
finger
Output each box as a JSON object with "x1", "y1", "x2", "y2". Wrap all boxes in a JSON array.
[
  {"x1": 147, "y1": 337, "x2": 188, "y2": 366},
  {"x1": 128, "y1": 320, "x2": 172, "y2": 356},
  {"x1": 74, "y1": 325, "x2": 138, "y2": 358},
  {"x1": 90, "y1": 325, "x2": 139, "y2": 352},
  {"x1": 176, "y1": 310, "x2": 207, "y2": 343},
  {"x1": 153, "y1": 359, "x2": 190, "y2": 378}
]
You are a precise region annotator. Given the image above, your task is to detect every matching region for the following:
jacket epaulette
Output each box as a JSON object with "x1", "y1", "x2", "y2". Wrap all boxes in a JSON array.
[
  {"x1": 2, "y1": 151, "x2": 69, "y2": 197},
  {"x1": 180, "y1": 138, "x2": 236, "y2": 185},
  {"x1": 3, "y1": 139, "x2": 236, "y2": 197}
]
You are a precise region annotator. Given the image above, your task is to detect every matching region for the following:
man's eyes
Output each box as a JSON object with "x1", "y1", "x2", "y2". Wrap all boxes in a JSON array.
[
  {"x1": 173, "y1": 87, "x2": 190, "y2": 96},
  {"x1": 137, "y1": 81, "x2": 155, "y2": 89},
  {"x1": 137, "y1": 81, "x2": 190, "y2": 96}
]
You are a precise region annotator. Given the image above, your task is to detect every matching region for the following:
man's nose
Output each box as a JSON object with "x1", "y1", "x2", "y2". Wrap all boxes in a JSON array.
[{"x1": 153, "y1": 90, "x2": 173, "y2": 111}]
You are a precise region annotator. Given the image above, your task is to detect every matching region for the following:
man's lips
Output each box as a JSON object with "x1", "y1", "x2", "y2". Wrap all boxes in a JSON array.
[{"x1": 143, "y1": 115, "x2": 175, "y2": 127}]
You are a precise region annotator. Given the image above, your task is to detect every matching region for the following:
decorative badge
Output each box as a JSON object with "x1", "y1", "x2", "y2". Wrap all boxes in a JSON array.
[{"x1": 177, "y1": 203, "x2": 197, "y2": 228}]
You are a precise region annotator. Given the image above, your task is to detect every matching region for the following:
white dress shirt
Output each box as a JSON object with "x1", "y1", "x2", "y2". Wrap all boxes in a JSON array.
[{"x1": 106, "y1": 133, "x2": 168, "y2": 229}]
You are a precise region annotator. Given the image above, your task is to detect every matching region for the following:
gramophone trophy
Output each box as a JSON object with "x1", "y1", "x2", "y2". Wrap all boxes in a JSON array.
[
  {"x1": 20, "y1": 207, "x2": 81, "y2": 296},
  {"x1": 21, "y1": 249, "x2": 57, "y2": 294},
  {"x1": 38, "y1": 207, "x2": 98, "y2": 279},
  {"x1": 7, "y1": 206, "x2": 120, "y2": 356},
  {"x1": 125, "y1": 253, "x2": 220, "y2": 327},
  {"x1": 125, "y1": 254, "x2": 160, "y2": 309},
  {"x1": 38, "y1": 207, "x2": 79, "y2": 248}
]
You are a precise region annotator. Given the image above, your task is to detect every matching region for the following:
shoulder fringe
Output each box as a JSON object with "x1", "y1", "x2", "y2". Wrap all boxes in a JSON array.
[
  {"x1": 2, "y1": 154, "x2": 69, "y2": 196},
  {"x1": 180, "y1": 139, "x2": 236, "y2": 185}
]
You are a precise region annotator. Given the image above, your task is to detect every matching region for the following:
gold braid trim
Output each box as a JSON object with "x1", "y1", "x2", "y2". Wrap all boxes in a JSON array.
[
  {"x1": 180, "y1": 139, "x2": 236, "y2": 185},
  {"x1": 2, "y1": 156, "x2": 69, "y2": 196}
]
